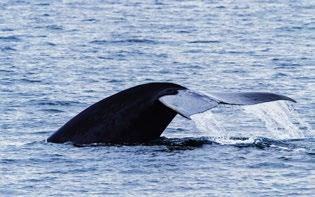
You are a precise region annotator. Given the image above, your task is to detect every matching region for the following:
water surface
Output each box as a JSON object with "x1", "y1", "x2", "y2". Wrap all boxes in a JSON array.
[{"x1": 1, "y1": 0, "x2": 315, "y2": 196}]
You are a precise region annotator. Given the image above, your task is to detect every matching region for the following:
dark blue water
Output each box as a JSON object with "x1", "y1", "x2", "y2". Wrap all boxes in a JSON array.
[{"x1": 1, "y1": 0, "x2": 315, "y2": 196}]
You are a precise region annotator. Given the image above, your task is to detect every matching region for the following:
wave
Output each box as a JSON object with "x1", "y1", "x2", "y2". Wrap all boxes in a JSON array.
[{"x1": 90, "y1": 39, "x2": 159, "y2": 45}]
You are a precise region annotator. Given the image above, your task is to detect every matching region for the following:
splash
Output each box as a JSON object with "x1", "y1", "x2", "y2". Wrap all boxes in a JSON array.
[
  {"x1": 191, "y1": 110, "x2": 227, "y2": 137},
  {"x1": 243, "y1": 101, "x2": 312, "y2": 140},
  {"x1": 190, "y1": 101, "x2": 312, "y2": 144},
  {"x1": 191, "y1": 110, "x2": 254, "y2": 144}
]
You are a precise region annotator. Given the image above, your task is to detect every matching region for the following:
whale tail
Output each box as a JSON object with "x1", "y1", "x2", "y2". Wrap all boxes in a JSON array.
[
  {"x1": 47, "y1": 82, "x2": 297, "y2": 145},
  {"x1": 159, "y1": 90, "x2": 296, "y2": 119}
]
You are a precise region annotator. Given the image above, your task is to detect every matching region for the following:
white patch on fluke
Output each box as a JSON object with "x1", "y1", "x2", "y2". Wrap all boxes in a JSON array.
[{"x1": 159, "y1": 90, "x2": 218, "y2": 119}]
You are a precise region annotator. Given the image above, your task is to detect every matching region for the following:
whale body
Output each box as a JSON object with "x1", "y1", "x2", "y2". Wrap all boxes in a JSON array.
[{"x1": 47, "y1": 82, "x2": 295, "y2": 145}]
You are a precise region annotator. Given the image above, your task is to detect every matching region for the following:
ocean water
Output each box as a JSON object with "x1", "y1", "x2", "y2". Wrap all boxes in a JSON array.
[{"x1": 1, "y1": 0, "x2": 315, "y2": 196}]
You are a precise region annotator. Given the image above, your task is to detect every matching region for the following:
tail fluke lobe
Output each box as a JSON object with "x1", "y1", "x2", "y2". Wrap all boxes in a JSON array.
[
  {"x1": 208, "y1": 92, "x2": 296, "y2": 105},
  {"x1": 159, "y1": 90, "x2": 296, "y2": 119}
]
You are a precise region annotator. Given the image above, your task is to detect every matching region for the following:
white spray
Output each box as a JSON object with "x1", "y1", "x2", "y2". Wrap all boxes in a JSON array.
[
  {"x1": 243, "y1": 101, "x2": 313, "y2": 139},
  {"x1": 190, "y1": 101, "x2": 313, "y2": 144}
]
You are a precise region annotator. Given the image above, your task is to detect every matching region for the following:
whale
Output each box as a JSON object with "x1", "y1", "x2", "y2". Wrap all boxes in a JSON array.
[{"x1": 47, "y1": 82, "x2": 296, "y2": 145}]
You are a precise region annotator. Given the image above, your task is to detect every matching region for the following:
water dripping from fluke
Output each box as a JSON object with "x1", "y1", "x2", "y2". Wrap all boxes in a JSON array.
[
  {"x1": 243, "y1": 101, "x2": 313, "y2": 140},
  {"x1": 191, "y1": 101, "x2": 313, "y2": 144},
  {"x1": 191, "y1": 110, "x2": 255, "y2": 145}
]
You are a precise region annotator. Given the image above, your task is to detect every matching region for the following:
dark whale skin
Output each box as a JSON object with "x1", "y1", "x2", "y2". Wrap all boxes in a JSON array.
[{"x1": 47, "y1": 83, "x2": 186, "y2": 145}]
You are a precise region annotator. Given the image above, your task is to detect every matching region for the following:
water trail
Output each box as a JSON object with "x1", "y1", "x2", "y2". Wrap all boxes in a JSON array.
[
  {"x1": 191, "y1": 111, "x2": 254, "y2": 144},
  {"x1": 190, "y1": 101, "x2": 313, "y2": 144},
  {"x1": 191, "y1": 110, "x2": 227, "y2": 137},
  {"x1": 243, "y1": 101, "x2": 312, "y2": 140}
]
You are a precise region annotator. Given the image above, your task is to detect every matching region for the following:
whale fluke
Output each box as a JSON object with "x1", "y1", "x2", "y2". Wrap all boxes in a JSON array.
[
  {"x1": 47, "y1": 82, "x2": 296, "y2": 145},
  {"x1": 159, "y1": 90, "x2": 296, "y2": 119},
  {"x1": 208, "y1": 92, "x2": 296, "y2": 105}
]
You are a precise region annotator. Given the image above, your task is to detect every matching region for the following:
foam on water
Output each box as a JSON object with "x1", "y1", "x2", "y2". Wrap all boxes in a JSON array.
[{"x1": 191, "y1": 101, "x2": 313, "y2": 144}]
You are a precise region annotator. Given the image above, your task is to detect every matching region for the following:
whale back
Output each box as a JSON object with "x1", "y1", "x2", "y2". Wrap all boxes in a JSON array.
[{"x1": 47, "y1": 83, "x2": 186, "y2": 144}]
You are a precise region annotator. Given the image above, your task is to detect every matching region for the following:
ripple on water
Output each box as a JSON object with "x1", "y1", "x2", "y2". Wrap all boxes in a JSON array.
[
  {"x1": 90, "y1": 39, "x2": 159, "y2": 45},
  {"x1": 0, "y1": 35, "x2": 21, "y2": 42}
]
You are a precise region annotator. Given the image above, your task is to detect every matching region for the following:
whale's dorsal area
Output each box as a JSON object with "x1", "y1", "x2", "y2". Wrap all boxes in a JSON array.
[{"x1": 47, "y1": 82, "x2": 295, "y2": 145}]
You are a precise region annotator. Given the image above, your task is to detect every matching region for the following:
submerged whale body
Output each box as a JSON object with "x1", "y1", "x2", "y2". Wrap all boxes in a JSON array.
[{"x1": 47, "y1": 82, "x2": 295, "y2": 145}]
